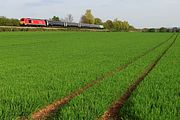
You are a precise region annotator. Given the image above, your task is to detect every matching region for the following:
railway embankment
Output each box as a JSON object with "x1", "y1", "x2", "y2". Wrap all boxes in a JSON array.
[{"x1": 0, "y1": 26, "x2": 109, "y2": 32}]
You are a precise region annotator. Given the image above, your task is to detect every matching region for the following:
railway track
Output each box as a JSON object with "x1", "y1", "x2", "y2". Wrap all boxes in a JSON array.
[
  {"x1": 0, "y1": 26, "x2": 109, "y2": 32},
  {"x1": 100, "y1": 34, "x2": 178, "y2": 120},
  {"x1": 28, "y1": 34, "x2": 176, "y2": 120}
]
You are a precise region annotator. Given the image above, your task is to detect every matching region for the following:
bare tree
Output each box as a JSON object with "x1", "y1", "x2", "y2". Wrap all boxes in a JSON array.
[
  {"x1": 65, "y1": 14, "x2": 73, "y2": 22},
  {"x1": 61, "y1": 18, "x2": 66, "y2": 22}
]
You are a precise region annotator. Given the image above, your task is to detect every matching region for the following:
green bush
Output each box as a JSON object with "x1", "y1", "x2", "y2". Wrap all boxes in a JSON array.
[{"x1": 0, "y1": 17, "x2": 20, "y2": 26}]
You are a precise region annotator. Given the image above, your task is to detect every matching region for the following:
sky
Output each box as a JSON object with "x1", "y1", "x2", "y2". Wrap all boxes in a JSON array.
[{"x1": 0, "y1": 0, "x2": 179, "y2": 28}]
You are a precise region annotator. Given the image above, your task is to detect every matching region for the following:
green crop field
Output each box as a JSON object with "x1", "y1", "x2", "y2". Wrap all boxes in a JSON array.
[{"x1": 0, "y1": 32, "x2": 179, "y2": 120}]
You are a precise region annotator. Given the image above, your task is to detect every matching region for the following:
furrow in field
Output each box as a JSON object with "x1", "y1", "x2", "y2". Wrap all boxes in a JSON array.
[
  {"x1": 100, "y1": 34, "x2": 178, "y2": 120},
  {"x1": 31, "y1": 34, "x2": 175, "y2": 120}
]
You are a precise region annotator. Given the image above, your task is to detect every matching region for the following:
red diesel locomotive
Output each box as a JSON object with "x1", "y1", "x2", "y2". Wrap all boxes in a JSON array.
[{"x1": 20, "y1": 18, "x2": 47, "y2": 26}]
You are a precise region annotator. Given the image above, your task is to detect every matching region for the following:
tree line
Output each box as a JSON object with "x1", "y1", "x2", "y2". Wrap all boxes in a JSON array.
[
  {"x1": 142, "y1": 27, "x2": 180, "y2": 32},
  {"x1": 0, "y1": 16, "x2": 19, "y2": 26},
  {"x1": 0, "y1": 9, "x2": 135, "y2": 31},
  {"x1": 51, "y1": 9, "x2": 135, "y2": 31},
  {"x1": 1, "y1": 10, "x2": 179, "y2": 32}
]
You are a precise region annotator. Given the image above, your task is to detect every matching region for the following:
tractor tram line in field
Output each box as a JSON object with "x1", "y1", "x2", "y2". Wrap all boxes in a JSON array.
[
  {"x1": 100, "y1": 34, "x2": 178, "y2": 120},
  {"x1": 29, "y1": 34, "x2": 176, "y2": 120}
]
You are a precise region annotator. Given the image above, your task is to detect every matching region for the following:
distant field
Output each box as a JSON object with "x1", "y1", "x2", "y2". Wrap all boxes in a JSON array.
[{"x1": 0, "y1": 32, "x2": 179, "y2": 120}]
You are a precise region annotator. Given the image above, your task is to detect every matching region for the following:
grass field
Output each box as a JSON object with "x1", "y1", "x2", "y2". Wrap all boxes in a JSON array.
[{"x1": 0, "y1": 32, "x2": 179, "y2": 120}]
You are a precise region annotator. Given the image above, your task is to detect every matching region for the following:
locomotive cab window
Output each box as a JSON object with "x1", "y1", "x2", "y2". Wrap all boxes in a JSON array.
[
  {"x1": 29, "y1": 20, "x2": 32, "y2": 23},
  {"x1": 20, "y1": 18, "x2": 24, "y2": 21}
]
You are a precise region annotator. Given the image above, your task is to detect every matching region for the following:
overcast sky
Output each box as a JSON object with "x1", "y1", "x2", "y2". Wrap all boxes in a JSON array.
[{"x1": 0, "y1": 0, "x2": 179, "y2": 28}]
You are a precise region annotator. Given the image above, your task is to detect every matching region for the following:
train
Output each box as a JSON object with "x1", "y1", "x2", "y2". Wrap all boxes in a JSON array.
[{"x1": 20, "y1": 18, "x2": 104, "y2": 29}]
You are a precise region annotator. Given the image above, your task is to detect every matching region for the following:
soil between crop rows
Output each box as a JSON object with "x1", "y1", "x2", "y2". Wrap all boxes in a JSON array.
[
  {"x1": 100, "y1": 34, "x2": 178, "y2": 120},
  {"x1": 28, "y1": 34, "x2": 175, "y2": 120}
]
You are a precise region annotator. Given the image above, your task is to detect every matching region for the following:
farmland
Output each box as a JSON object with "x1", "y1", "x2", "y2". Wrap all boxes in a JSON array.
[
  {"x1": 120, "y1": 34, "x2": 180, "y2": 120},
  {"x1": 0, "y1": 32, "x2": 179, "y2": 120}
]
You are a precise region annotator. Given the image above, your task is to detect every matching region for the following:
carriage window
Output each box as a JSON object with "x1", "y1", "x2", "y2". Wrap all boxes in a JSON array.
[{"x1": 29, "y1": 20, "x2": 32, "y2": 23}]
